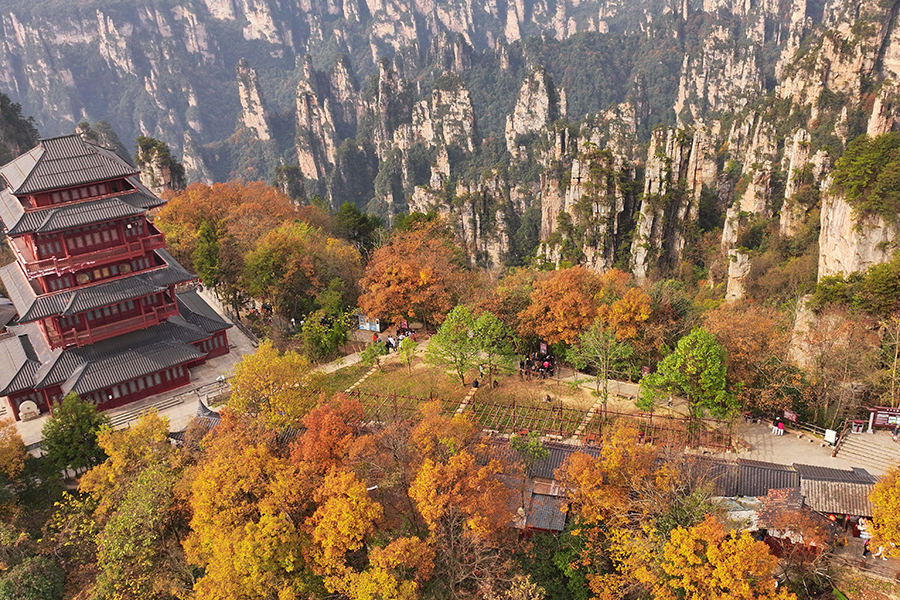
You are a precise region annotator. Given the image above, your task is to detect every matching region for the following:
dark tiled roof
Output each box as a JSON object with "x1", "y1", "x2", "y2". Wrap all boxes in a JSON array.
[
  {"x1": 6, "y1": 195, "x2": 147, "y2": 236},
  {"x1": 0, "y1": 309, "x2": 218, "y2": 397},
  {"x1": 0, "y1": 298, "x2": 15, "y2": 327},
  {"x1": 0, "y1": 135, "x2": 139, "y2": 195},
  {"x1": 0, "y1": 250, "x2": 194, "y2": 323},
  {"x1": 697, "y1": 457, "x2": 800, "y2": 497},
  {"x1": 0, "y1": 176, "x2": 163, "y2": 236},
  {"x1": 177, "y1": 289, "x2": 231, "y2": 334},
  {"x1": 529, "y1": 442, "x2": 602, "y2": 480},
  {"x1": 63, "y1": 340, "x2": 204, "y2": 395},
  {"x1": 794, "y1": 463, "x2": 877, "y2": 484},
  {"x1": 527, "y1": 494, "x2": 567, "y2": 531},
  {"x1": 0, "y1": 334, "x2": 40, "y2": 395},
  {"x1": 801, "y1": 480, "x2": 875, "y2": 517}
]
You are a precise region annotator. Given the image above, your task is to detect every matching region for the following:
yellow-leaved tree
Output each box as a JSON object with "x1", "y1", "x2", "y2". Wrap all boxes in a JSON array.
[
  {"x1": 183, "y1": 413, "x2": 319, "y2": 600},
  {"x1": 656, "y1": 515, "x2": 795, "y2": 600},
  {"x1": 229, "y1": 340, "x2": 322, "y2": 427},
  {"x1": 870, "y1": 463, "x2": 900, "y2": 556}
]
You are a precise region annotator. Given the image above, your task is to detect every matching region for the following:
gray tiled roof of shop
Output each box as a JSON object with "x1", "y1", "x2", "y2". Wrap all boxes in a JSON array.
[
  {"x1": 527, "y1": 494, "x2": 567, "y2": 531},
  {"x1": 793, "y1": 463, "x2": 877, "y2": 483},
  {"x1": 528, "y1": 442, "x2": 602, "y2": 480},
  {"x1": 800, "y1": 479, "x2": 875, "y2": 517},
  {"x1": 0, "y1": 135, "x2": 139, "y2": 195},
  {"x1": 0, "y1": 250, "x2": 193, "y2": 323},
  {"x1": 690, "y1": 457, "x2": 800, "y2": 497}
]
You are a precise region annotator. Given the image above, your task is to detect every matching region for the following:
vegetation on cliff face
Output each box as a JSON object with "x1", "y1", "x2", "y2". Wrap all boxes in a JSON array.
[
  {"x1": 831, "y1": 133, "x2": 900, "y2": 223},
  {"x1": 0, "y1": 93, "x2": 38, "y2": 165}
]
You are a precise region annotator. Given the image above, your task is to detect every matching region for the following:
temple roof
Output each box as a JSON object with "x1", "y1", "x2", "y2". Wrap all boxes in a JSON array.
[
  {"x1": 0, "y1": 135, "x2": 139, "y2": 195},
  {"x1": 0, "y1": 175, "x2": 164, "y2": 236},
  {"x1": 0, "y1": 249, "x2": 193, "y2": 323},
  {"x1": 0, "y1": 289, "x2": 230, "y2": 397}
]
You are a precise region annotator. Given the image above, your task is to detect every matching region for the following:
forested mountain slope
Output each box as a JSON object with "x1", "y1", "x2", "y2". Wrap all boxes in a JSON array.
[{"x1": 2, "y1": 0, "x2": 900, "y2": 284}]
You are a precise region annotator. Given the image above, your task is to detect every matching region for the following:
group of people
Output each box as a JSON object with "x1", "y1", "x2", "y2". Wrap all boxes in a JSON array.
[
  {"x1": 372, "y1": 326, "x2": 417, "y2": 352},
  {"x1": 519, "y1": 352, "x2": 556, "y2": 380},
  {"x1": 771, "y1": 417, "x2": 786, "y2": 435}
]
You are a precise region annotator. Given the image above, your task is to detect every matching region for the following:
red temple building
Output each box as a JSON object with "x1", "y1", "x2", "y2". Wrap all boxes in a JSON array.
[{"x1": 0, "y1": 135, "x2": 230, "y2": 420}]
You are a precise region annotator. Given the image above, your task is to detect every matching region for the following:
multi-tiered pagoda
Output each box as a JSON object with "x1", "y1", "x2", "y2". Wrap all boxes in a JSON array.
[{"x1": 0, "y1": 135, "x2": 230, "y2": 420}]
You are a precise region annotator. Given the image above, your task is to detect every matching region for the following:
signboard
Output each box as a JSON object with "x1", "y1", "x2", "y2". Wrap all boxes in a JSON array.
[
  {"x1": 642, "y1": 366, "x2": 650, "y2": 376},
  {"x1": 357, "y1": 314, "x2": 381, "y2": 332},
  {"x1": 539, "y1": 342, "x2": 548, "y2": 354},
  {"x1": 783, "y1": 409, "x2": 798, "y2": 423},
  {"x1": 868, "y1": 406, "x2": 900, "y2": 428},
  {"x1": 824, "y1": 429, "x2": 837, "y2": 444}
]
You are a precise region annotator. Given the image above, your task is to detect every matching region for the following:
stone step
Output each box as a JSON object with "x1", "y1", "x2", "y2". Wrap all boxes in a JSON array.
[
  {"x1": 836, "y1": 435, "x2": 900, "y2": 474},
  {"x1": 106, "y1": 395, "x2": 185, "y2": 429}
]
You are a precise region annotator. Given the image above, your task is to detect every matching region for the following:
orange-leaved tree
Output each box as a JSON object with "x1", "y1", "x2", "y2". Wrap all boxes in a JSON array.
[
  {"x1": 517, "y1": 265, "x2": 604, "y2": 344},
  {"x1": 155, "y1": 181, "x2": 302, "y2": 267},
  {"x1": 558, "y1": 421, "x2": 661, "y2": 522},
  {"x1": 358, "y1": 221, "x2": 470, "y2": 330},
  {"x1": 292, "y1": 395, "x2": 364, "y2": 474},
  {"x1": 598, "y1": 286, "x2": 652, "y2": 341}
]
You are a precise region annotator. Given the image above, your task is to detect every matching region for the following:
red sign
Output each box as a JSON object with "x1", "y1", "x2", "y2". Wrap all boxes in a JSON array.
[
  {"x1": 783, "y1": 409, "x2": 798, "y2": 423},
  {"x1": 642, "y1": 366, "x2": 650, "y2": 376},
  {"x1": 868, "y1": 406, "x2": 900, "y2": 427},
  {"x1": 539, "y1": 342, "x2": 548, "y2": 354}
]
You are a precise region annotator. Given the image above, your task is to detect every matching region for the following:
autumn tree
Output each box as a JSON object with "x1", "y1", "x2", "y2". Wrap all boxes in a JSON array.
[
  {"x1": 870, "y1": 463, "x2": 900, "y2": 556},
  {"x1": 558, "y1": 421, "x2": 661, "y2": 522},
  {"x1": 766, "y1": 508, "x2": 834, "y2": 596},
  {"x1": 155, "y1": 181, "x2": 300, "y2": 267},
  {"x1": 597, "y1": 286, "x2": 652, "y2": 341},
  {"x1": 517, "y1": 266, "x2": 604, "y2": 345},
  {"x1": 475, "y1": 268, "x2": 538, "y2": 342},
  {"x1": 358, "y1": 221, "x2": 470, "y2": 330},
  {"x1": 292, "y1": 396, "x2": 363, "y2": 474},
  {"x1": 639, "y1": 328, "x2": 738, "y2": 420},
  {"x1": 0, "y1": 422, "x2": 26, "y2": 487},
  {"x1": 704, "y1": 304, "x2": 788, "y2": 412},
  {"x1": 655, "y1": 515, "x2": 795, "y2": 600},
  {"x1": 243, "y1": 220, "x2": 362, "y2": 318},
  {"x1": 797, "y1": 306, "x2": 879, "y2": 428},
  {"x1": 183, "y1": 414, "x2": 322, "y2": 600},
  {"x1": 229, "y1": 340, "x2": 322, "y2": 427},
  {"x1": 409, "y1": 449, "x2": 516, "y2": 596},
  {"x1": 41, "y1": 393, "x2": 110, "y2": 475},
  {"x1": 77, "y1": 413, "x2": 190, "y2": 599}
]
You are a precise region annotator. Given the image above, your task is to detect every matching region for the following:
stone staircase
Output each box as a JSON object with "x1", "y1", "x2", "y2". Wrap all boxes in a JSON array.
[
  {"x1": 106, "y1": 395, "x2": 185, "y2": 429},
  {"x1": 834, "y1": 432, "x2": 900, "y2": 475}
]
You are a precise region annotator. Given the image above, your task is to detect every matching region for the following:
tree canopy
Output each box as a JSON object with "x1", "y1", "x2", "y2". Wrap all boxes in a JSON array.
[{"x1": 639, "y1": 328, "x2": 737, "y2": 419}]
